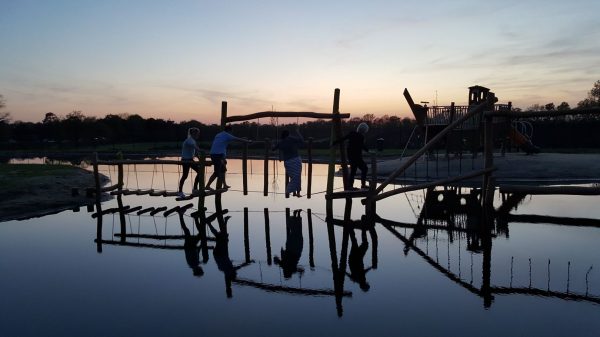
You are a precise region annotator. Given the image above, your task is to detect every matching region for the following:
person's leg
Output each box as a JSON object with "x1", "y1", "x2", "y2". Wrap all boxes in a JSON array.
[
  {"x1": 206, "y1": 154, "x2": 221, "y2": 189},
  {"x1": 222, "y1": 159, "x2": 230, "y2": 188},
  {"x1": 190, "y1": 163, "x2": 200, "y2": 191},
  {"x1": 205, "y1": 172, "x2": 217, "y2": 189},
  {"x1": 348, "y1": 161, "x2": 358, "y2": 189},
  {"x1": 179, "y1": 162, "x2": 191, "y2": 192},
  {"x1": 358, "y1": 159, "x2": 369, "y2": 188}
]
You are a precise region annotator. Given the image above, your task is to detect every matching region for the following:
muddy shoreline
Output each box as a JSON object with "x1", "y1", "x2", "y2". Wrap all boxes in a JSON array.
[{"x1": 0, "y1": 166, "x2": 107, "y2": 222}]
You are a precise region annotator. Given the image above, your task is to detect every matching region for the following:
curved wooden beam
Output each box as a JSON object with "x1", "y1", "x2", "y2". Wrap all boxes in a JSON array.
[{"x1": 225, "y1": 111, "x2": 350, "y2": 123}]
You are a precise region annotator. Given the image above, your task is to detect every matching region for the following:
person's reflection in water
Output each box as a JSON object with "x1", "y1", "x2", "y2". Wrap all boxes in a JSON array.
[
  {"x1": 208, "y1": 215, "x2": 253, "y2": 298},
  {"x1": 178, "y1": 211, "x2": 204, "y2": 277},
  {"x1": 274, "y1": 209, "x2": 304, "y2": 279},
  {"x1": 346, "y1": 229, "x2": 372, "y2": 291}
]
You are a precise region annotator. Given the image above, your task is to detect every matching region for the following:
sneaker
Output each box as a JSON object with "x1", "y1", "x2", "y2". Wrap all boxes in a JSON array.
[
  {"x1": 178, "y1": 191, "x2": 186, "y2": 198},
  {"x1": 223, "y1": 184, "x2": 231, "y2": 189}
]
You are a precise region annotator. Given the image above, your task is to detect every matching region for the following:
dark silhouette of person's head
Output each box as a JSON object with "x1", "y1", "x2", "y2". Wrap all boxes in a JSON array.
[
  {"x1": 281, "y1": 130, "x2": 290, "y2": 139},
  {"x1": 188, "y1": 127, "x2": 200, "y2": 139}
]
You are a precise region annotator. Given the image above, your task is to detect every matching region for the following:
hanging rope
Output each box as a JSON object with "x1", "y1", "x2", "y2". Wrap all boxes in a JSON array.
[
  {"x1": 134, "y1": 164, "x2": 140, "y2": 190},
  {"x1": 162, "y1": 164, "x2": 166, "y2": 191},
  {"x1": 150, "y1": 163, "x2": 156, "y2": 190}
]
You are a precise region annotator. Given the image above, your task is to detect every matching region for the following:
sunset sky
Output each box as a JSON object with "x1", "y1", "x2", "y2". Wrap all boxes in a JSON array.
[{"x1": 1, "y1": 0, "x2": 598, "y2": 123}]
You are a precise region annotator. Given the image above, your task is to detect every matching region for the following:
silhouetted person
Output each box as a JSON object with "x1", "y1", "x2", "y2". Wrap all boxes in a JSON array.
[
  {"x1": 208, "y1": 215, "x2": 253, "y2": 298},
  {"x1": 178, "y1": 211, "x2": 204, "y2": 277},
  {"x1": 274, "y1": 209, "x2": 304, "y2": 278},
  {"x1": 346, "y1": 229, "x2": 372, "y2": 291},
  {"x1": 178, "y1": 127, "x2": 203, "y2": 198},
  {"x1": 333, "y1": 122, "x2": 370, "y2": 190},
  {"x1": 273, "y1": 127, "x2": 304, "y2": 197},
  {"x1": 206, "y1": 124, "x2": 251, "y2": 190}
]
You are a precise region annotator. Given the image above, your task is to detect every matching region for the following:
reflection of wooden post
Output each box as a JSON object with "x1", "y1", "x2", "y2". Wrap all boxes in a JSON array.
[
  {"x1": 221, "y1": 101, "x2": 227, "y2": 130},
  {"x1": 117, "y1": 195, "x2": 126, "y2": 243},
  {"x1": 482, "y1": 93, "x2": 495, "y2": 208},
  {"x1": 307, "y1": 137, "x2": 313, "y2": 199},
  {"x1": 264, "y1": 208, "x2": 272, "y2": 265},
  {"x1": 92, "y1": 152, "x2": 101, "y2": 203},
  {"x1": 242, "y1": 142, "x2": 248, "y2": 195},
  {"x1": 307, "y1": 209, "x2": 315, "y2": 268},
  {"x1": 244, "y1": 207, "x2": 250, "y2": 263},
  {"x1": 96, "y1": 208, "x2": 103, "y2": 253},
  {"x1": 263, "y1": 138, "x2": 270, "y2": 196}
]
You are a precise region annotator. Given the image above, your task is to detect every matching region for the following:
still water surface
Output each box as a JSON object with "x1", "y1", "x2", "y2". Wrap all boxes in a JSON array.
[{"x1": 1, "y1": 159, "x2": 599, "y2": 337}]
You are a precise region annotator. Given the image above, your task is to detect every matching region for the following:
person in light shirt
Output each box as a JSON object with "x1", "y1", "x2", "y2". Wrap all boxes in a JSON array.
[
  {"x1": 178, "y1": 127, "x2": 203, "y2": 198},
  {"x1": 205, "y1": 125, "x2": 251, "y2": 190}
]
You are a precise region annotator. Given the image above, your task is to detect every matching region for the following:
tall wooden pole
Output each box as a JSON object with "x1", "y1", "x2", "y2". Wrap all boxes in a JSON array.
[
  {"x1": 307, "y1": 137, "x2": 313, "y2": 199},
  {"x1": 197, "y1": 152, "x2": 206, "y2": 209},
  {"x1": 326, "y1": 88, "x2": 342, "y2": 210},
  {"x1": 366, "y1": 152, "x2": 377, "y2": 218},
  {"x1": 92, "y1": 152, "x2": 101, "y2": 204},
  {"x1": 242, "y1": 142, "x2": 248, "y2": 195},
  {"x1": 263, "y1": 138, "x2": 270, "y2": 196},
  {"x1": 221, "y1": 101, "x2": 227, "y2": 130},
  {"x1": 332, "y1": 89, "x2": 349, "y2": 190}
]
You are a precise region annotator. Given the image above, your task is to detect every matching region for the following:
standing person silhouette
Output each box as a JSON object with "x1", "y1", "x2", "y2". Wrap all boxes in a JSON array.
[
  {"x1": 178, "y1": 211, "x2": 204, "y2": 277},
  {"x1": 274, "y1": 209, "x2": 304, "y2": 278},
  {"x1": 273, "y1": 126, "x2": 304, "y2": 197},
  {"x1": 334, "y1": 122, "x2": 370, "y2": 190},
  {"x1": 178, "y1": 127, "x2": 203, "y2": 198},
  {"x1": 205, "y1": 125, "x2": 251, "y2": 190}
]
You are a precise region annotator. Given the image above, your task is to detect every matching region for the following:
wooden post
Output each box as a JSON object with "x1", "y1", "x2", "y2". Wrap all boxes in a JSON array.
[
  {"x1": 117, "y1": 163, "x2": 124, "y2": 191},
  {"x1": 242, "y1": 142, "x2": 248, "y2": 195},
  {"x1": 221, "y1": 101, "x2": 227, "y2": 130},
  {"x1": 332, "y1": 89, "x2": 349, "y2": 190},
  {"x1": 263, "y1": 138, "x2": 270, "y2": 196},
  {"x1": 366, "y1": 152, "x2": 377, "y2": 218},
  {"x1": 447, "y1": 102, "x2": 455, "y2": 157},
  {"x1": 197, "y1": 152, "x2": 206, "y2": 209},
  {"x1": 285, "y1": 173, "x2": 290, "y2": 198},
  {"x1": 92, "y1": 152, "x2": 101, "y2": 203},
  {"x1": 307, "y1": 137, "x2": 313, "y2": 199},
  {"x1": 326, "y1": 88, "x2": 341, "y2": 210}
]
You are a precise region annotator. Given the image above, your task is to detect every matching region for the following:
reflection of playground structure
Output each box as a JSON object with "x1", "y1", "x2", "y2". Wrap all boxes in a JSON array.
[
  {"x1": 92, "y1": 195, "x2": 371, "y2": 316},
  {"x1": 380, "y1": 187, "x2": 600, "y2": 307},
  {"x1": 91, "y1": 188, "x2": 599, "y2": 317}
]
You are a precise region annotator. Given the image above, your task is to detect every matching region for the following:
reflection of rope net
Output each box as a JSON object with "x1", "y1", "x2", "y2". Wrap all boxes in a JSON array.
[{"x1": 389, "y1": 224, "x2": 600, "y2": 304}]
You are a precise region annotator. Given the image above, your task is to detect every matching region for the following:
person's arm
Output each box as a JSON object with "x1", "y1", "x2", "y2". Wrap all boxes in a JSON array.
[
  {"x1": 294, "y1": 127, "x2": 304, "y2": 144},
  {"x1": 228, "y1": 133, "x2": 251, "y2": 143},
  {"x1": 331, "y1": 133, "x2": 349, "y2": 147}
]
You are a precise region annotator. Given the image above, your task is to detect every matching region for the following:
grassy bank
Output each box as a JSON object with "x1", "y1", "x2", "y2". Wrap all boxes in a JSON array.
[{"x1": 0, "y1": 164, "x2": 98, "y2": 222}]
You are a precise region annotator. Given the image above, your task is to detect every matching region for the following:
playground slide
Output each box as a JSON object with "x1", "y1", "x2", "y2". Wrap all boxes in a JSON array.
[{"x1": 509, "y1": 127, "x2": 540, "y2": 154}]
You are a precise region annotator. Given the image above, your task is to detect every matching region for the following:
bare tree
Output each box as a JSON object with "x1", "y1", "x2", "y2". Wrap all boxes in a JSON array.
[{"x1": 0, "y1": 94, "x2": 10, "y2": 123}]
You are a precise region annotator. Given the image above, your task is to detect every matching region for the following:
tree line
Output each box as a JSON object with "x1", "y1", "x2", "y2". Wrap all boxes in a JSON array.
[{"x1": 0, "y1": 81, "x2": 599, "y2": 151}]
